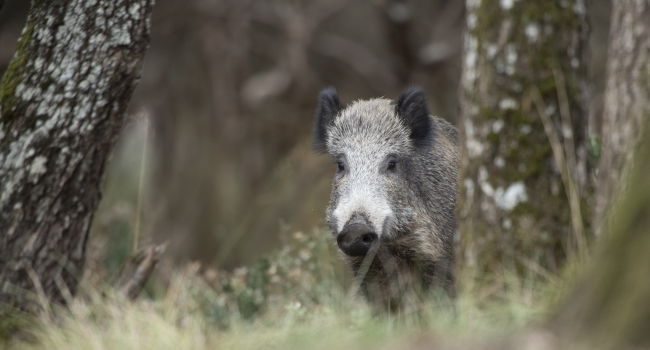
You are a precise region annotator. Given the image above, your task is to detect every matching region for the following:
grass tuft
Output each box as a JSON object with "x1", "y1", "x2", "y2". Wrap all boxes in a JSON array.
[{"x1": 7, "y1": 229, "x2": 556, "y2": 350}]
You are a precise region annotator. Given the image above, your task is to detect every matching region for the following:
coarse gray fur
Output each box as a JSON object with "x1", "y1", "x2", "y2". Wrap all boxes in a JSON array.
[{"x1": 314, "y1": 87, "x2": 458, "y2": 311}]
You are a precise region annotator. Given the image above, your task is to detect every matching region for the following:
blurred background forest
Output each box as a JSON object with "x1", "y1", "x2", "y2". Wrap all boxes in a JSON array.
[{"x1": 0, "y1": 0, "x2": 610, "y2": 271}]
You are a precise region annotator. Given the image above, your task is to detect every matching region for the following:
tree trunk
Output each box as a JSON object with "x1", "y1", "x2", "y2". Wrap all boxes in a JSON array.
[
  {"x1": 458, "y1": 0, "x2": 591, "y2": 276},
  {"x1": 594, "y1": 0, "x2": 650, "y2": 236},
  {"x1": 552, "y1": 2, "x2": 650, "y2": 346},
  {"x1": 0, "y1": 0, "x2": 154, "y2": 313},
  {"x1": 553, "y1": 104, "x2": 650, "y2": 350}
]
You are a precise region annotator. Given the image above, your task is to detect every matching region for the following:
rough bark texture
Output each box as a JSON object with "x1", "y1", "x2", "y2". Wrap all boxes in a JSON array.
[
  {"x1": 553, "y1": 113, "x2": 650, "y2": 350},
  {"x1": 458, "y1": 0, "x2": 590, "y2": 275},
  {"x1": 553, "y1": 2, "x2": 650, "y2": 346},
  {"x1": 594, "y1": 0, "x2": 650, "y2": 235},
  {"x1": 0, "y1": 0, "x2": 154, "y2": 313}
]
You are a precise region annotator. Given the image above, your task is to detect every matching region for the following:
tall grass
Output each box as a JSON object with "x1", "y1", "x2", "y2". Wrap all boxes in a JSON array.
[{"x1": 7, "y1": 229, "x2": 557, "y2": 350}]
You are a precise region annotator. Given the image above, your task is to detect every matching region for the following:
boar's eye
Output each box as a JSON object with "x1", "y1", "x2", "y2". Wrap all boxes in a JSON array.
[
  {"x1": 336, "y1": 160, "x2": 345, "y2": 173},
  {"x1": 385, "y1": 154, "x2": 398, "y2": 172}
]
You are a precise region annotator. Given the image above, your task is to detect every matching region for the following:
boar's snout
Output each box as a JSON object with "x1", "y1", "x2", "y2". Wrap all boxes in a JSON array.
[{"x1": 337, "y1": 216, "x2": 378, "y2": 256}]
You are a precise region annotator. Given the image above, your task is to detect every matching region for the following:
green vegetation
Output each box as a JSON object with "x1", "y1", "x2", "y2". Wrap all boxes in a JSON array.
[
  {"x1": 5, "y1": 228, "x2": 555, "y2": 350},
  {"x1": 0, "y1": 18, "x2": 33, "y2": 120}
]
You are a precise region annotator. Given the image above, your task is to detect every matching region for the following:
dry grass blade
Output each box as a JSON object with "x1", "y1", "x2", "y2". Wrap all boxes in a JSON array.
[
  {"x1": 530, "y1": 88, "x2": 587, "y2": 260},
  {"x1": 346, "y1": 243, "x2": 379, "y2": 298},
  {"x1": 118, "y1": 244, "x2": 166, "y2": 300}
]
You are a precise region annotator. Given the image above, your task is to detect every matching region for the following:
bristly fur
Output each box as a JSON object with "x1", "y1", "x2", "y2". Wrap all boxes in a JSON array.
[
  {"x1": 313, "y1": 87, "x2": 343, "y2": 152},
  {"x1": 313, "y1": 87, "x2": 459, "y2": 311}
]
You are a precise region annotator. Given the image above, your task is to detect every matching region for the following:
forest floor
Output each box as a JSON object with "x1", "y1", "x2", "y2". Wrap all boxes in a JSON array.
[{"x1": 4, "y1": 230, "x2": 564, "y2": 350}]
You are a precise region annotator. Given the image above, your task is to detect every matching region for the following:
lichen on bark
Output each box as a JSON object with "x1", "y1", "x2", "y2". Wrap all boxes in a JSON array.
[
  {"x1": 459, "y1": 0, "x2": 591, "y2": 276},
  {"x1": 0, "y1": 0, "x2": 154, "y2": 314}
]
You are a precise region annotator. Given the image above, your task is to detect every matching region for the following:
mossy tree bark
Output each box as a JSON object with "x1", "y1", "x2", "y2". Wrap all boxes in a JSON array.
[
  {"x1": 552, "y1": 2, "x2": 650, "y2": 348},
  {"x1": 458, "y1": 0, "x2": 591, "y2": 276},
  {"x1": 0, "y1": 0, "x2": 154, "y2": 313},
  {"x1": 594, "y1": 0, "x2": 650, "y2": 235}
]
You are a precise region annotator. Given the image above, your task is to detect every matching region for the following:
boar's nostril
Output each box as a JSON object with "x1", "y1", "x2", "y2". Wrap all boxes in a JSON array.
[
  {"x1": 337, "y1": 222, "x2": 377, "y2": 256},
  {"x1": 361, "y1": 232, "x2": 377, "y2": 244}
]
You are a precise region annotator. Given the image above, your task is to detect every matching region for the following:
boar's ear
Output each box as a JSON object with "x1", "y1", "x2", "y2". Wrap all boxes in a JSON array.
[
  {"x1": 313, "y1": 87, "x2": 343, "y2": 152},
  {"x1": 396, "y1": 87, "x2": 433, "y2": 148}
]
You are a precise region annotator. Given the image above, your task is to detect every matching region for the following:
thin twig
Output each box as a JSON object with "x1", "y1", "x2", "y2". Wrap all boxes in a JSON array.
[
  {"x1": 54, "y1": 274, "x2": 74, "y2": 307},
  {"x1": 347, "y1": 243, "x2": 380, "y2": 298},
  {"x1": 530, "y1": 88, "x2": 587, "y2": 260},
  {"x1": 133, "y1": 114, "x2": 149, "y2": 253},
  {"x1": 552, "y1": 67, "x2": 581, "y2": 195},
  {"x1": 119, "y1": 244, "x2": 165, "y2": 300}
]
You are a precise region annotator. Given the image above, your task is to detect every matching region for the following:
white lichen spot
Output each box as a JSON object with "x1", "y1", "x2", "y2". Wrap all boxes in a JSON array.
[
  {"x1": 503, "y1": 218, "x2": 513, "y2": 229},
  {"x1": 20, "y1": 85, "x2": 42, "y2": 101},
  {"x1": 499, "y1": 98, "x2": 517, "y2": 110},
  {"x1": 467, "y1": 12, "x2": 477, "y2": 30},
  {"x1": 500, "y1": 0, "x2": 514, "y2": 10},
  {"x1": 574, "y1": 0, "x2": 586, "y2": 16},
  {"x1": 466, "y1": 0, "x2": 480, "y2": 9},
  {"x1": 487, "y1": 44, "x2": 498, "y2": 59},
  {"x1": 545, "y1": 104, "x2": 556, "y2": 116},
  {"x1": 465, "y1": 119, "x2": 485, "y2": 158},
  {"x1": 495, "y1": 156, "x2": 506, "y2": 168},
  {"x1": 463, "y1": 36, "x2": 478, "y2": 86},
  {"x1": 129, "y1": 3, "x2": 141, "y2": 17},
  {"x1": 15, "y1": 82, "x2": 26, "y2": 96},
  {"x1": 111, "y1": 25, "x2": 131, "y2": 45},
  {"x1": 36, "y1": 27, "x2": 52, "y2": 41},
  {"x1": 494, "y1": 181, "x2": 528, "y2": 210},
  {"x1": 492, "y1": 119, "x2": 505, "y2": 133},
  {"x1": 89, "y1": 33, "x2": 107, "y2": 45},
  {"x1": 525, "y1": 23, "x2": 540, "y2": 42},
  {"x1": 34, "y1": 57, "x2": 45, "y2": 70},
  {"x1": 571, "y1": 57, "x2": 580, "y2": 68},
  {"x1": 464, "y1": 179, "x2": 475, "y2": 200},
  {"x1": 30, "y1": 156, "x2": 48, "y2": 176}
]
